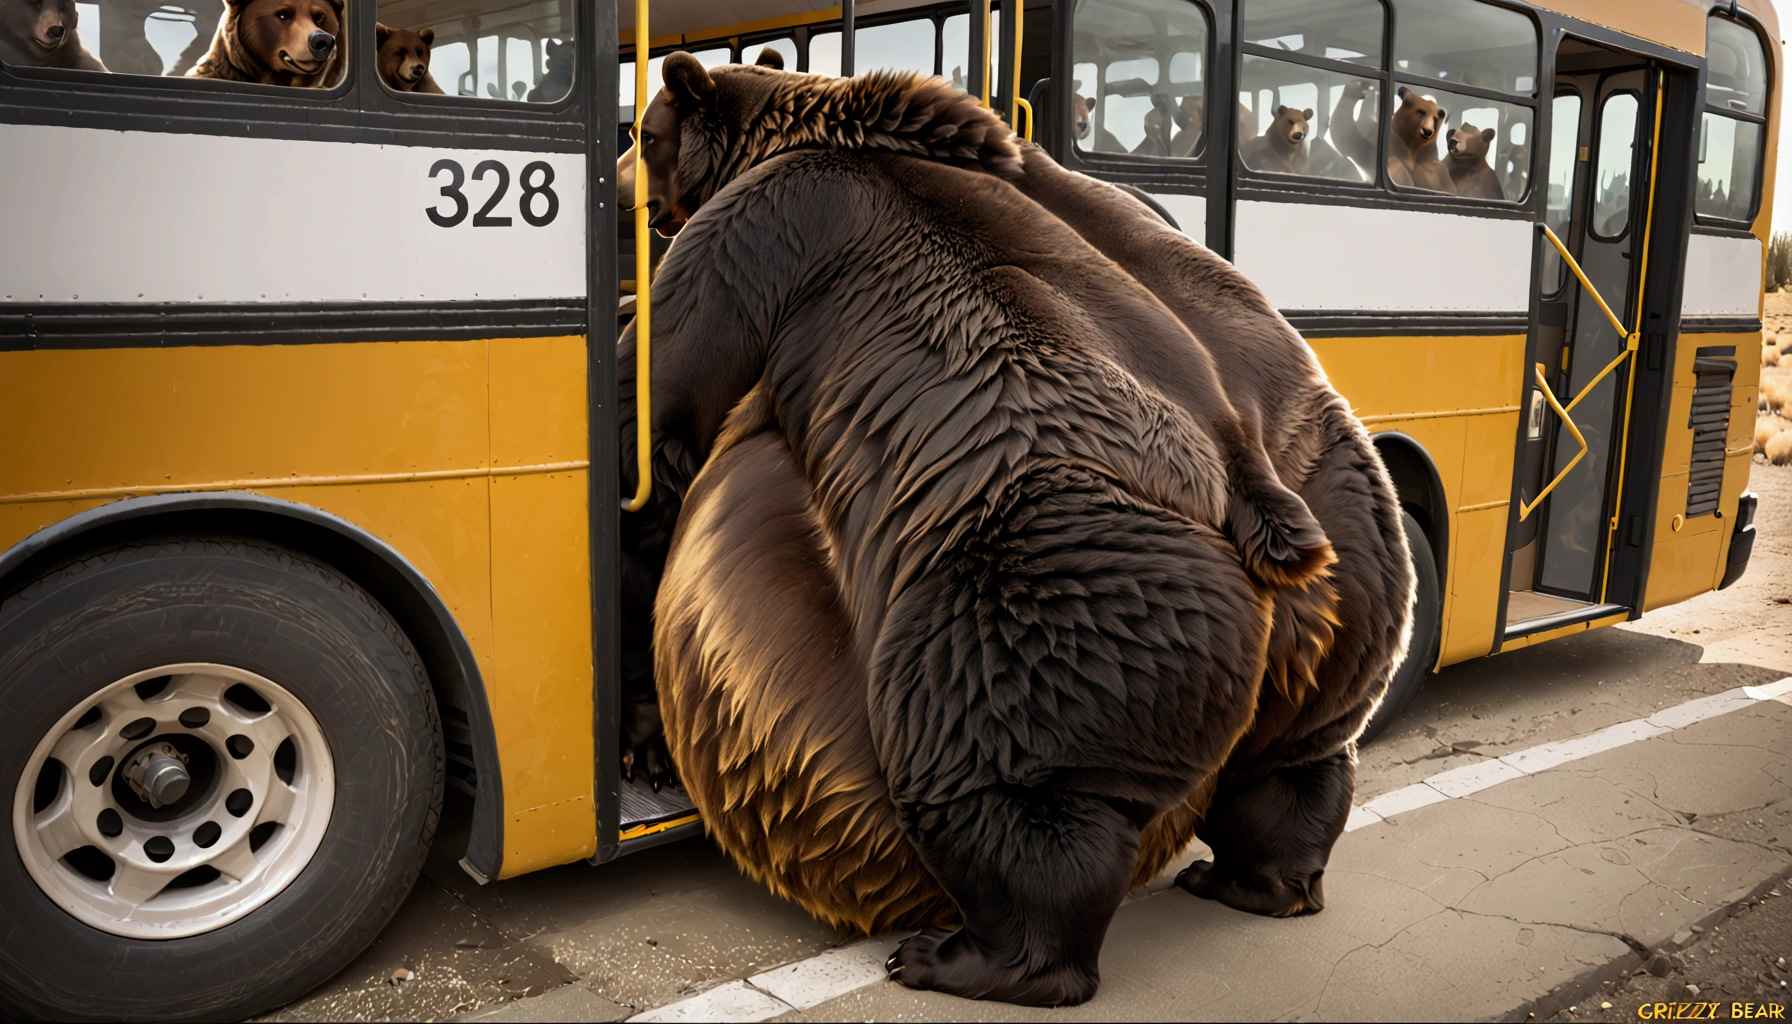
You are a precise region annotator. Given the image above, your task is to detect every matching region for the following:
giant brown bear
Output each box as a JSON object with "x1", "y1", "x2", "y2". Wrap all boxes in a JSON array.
[{"x1": 617, "y1": 54, "x2": 1412, "y2": 1006}]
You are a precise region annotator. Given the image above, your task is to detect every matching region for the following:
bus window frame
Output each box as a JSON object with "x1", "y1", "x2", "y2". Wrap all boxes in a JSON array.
[
  {"x1": 1585, "y1": 86, "x2": 1642, "y2": 245},
  {"x1": 1068, "y1": 0, "x2": 1215, "y2": 171},
  {"x1": 373, "y1": 0, "x2": 581, "y2": 111},
  {"x1": 1692, "y1": 9, "x2": 1772, "y2": 230},
  {"x1": 1232, "y1": 0, "x2": 1542, "y2": 207}
]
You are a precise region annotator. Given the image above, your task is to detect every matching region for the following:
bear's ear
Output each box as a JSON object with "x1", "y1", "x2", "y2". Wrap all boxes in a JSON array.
[
  {"x1": 1482, "y1": 127, "x2": 1496, "y2": 143},
  {"x1": 420, "y1": 27, "x2": 434, "y2": 46},
  {"x1": 1275, "y1": 104, "x2": 1289, "y2": 117},
  {"x1": 754, "y1": 48, "x2": 784, "y2": 69},
  {"x1": 663, "y1": 51, "x2": 717, "y2": 110},
  {"x1": 1302, "y1": 107, "x2": 1314, "y2": 121},
  {"x1": 1397, "y1": 85, "x2": 1410, "y2": 101},
  {"x1": 375, "y1": 22, "x2": 391, "y2": 46},
  {"x1": 1437, "y1": 107, "x2": 1448, "y2": 123}
]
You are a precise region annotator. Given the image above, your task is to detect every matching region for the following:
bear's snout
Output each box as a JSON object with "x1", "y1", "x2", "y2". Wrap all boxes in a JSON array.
[
  {"x1": 1289, "y1": 129, "x2": 1305, "y2": 142},
  {"x1": 46, "y1": 23, "x2": 64, "y2": 38},
  {"x1": 309, "y1": 30, "x2": 335, "y2": 58}
]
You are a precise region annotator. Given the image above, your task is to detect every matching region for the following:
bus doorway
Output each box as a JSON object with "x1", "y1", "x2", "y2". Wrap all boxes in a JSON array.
[{"x1": 1508, "y1": 40, "x2": 1663, "y2": 632}]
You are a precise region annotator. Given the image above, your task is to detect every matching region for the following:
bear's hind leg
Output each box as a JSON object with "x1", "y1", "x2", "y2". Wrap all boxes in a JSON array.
[
  {"x1": 1175, "y1": 750, "x2": 1354, "y2": 917},
  {"x1": 888, "y1": 786, "x2": 1140, "y2": 1006}
]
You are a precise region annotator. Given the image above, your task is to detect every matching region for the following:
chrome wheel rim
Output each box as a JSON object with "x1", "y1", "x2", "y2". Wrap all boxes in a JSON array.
[{"x1": 12, "y1": 663, "x2": 335, "y2": 939}]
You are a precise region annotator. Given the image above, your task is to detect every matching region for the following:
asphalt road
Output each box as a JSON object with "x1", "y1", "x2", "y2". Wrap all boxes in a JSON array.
[{"x1": 257, "y1": 462, "x2": 1792, "y2": 1024}]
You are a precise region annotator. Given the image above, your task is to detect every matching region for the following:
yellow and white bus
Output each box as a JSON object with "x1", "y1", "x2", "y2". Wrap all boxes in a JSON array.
[{"x1": 0, "y1": 0, "x2": 1775, "y2": 1018}]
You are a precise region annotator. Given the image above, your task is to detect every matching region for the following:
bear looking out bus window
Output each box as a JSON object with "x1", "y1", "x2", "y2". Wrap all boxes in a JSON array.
[
  {"x1": 1072, "y1": 0, "x2": 1207, "y2": 162},
  {"x1": 384, "y1": 0, "x2": 572, "y2": 101},
  {"x1": 0, "y1": 0, "x2": 106, "y2": 70}
]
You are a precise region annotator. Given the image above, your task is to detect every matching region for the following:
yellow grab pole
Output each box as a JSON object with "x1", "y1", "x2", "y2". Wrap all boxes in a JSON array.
[
  {"x1": 980, "y1": 0, "x2": 992, "y2": 109},
  {"x1": 622, "y1": 0, "x2": 653, "y2": 513},
  {"x1": 1008, "y1": 0, "x2": 1023, "y2": 128},
  {"x1": 1519, "y1": 363, "x2": 1590, "y2": 522}
]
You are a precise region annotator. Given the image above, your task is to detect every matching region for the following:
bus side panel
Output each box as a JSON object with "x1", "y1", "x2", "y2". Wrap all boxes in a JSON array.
[
  {"x1": 1309, "y1": 334, "x2": 1525, "y2": 667},
  {"x1": 0, "y1": 347, "x2": 499, "y2": 677},
  {"x1": 1644, "y1": 329, "x2": 1757, "y2": 610},
  {"x1": 489, "y1": 336, "x2": 597, "y2": 873}
]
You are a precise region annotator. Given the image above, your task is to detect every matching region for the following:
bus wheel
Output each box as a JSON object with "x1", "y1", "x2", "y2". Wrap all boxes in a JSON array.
[
  {"x1": 0, "y1": 537, "x2": 442, "y2": 1022},
  {"x1": 1357, "y1": 512, "x2": 1441, "y2": 745}
]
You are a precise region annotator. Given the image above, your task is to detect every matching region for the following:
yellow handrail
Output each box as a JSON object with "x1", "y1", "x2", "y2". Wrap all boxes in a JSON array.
[
  {"x1": 1015, "y1": 97, "x2": 1034, "y2": 141},
  {"x1": 1520, "y1": 72, "x2": 1664, "y2": 538},
  {"x1": 1519, "y1": 363, "x2": 1589, "y2": 521},
  {"x1": 979, "y1": 0, "x2": 992, "y2": 109},
  {"x1": 1008, "y1": 0, "x2": 1023, "y2": 128},
  {"x1": 623, "y1": 0, "x2": 653, "y2": 513}
]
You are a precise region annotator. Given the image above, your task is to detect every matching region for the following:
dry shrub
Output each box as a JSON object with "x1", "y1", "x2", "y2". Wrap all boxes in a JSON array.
[
  {"x1": 1766, "y1": 347, "x2": 1781, "y2": 367},
  {"x1": 1764, "y1": 378, "x2": 1792, "y2": 414},
  {"x1": 1759, "y1": 416, "x2": 1785, "y2": 453},
  {"x1": 1768, "y1": 431, "x2": 1792, "y2": 465}
]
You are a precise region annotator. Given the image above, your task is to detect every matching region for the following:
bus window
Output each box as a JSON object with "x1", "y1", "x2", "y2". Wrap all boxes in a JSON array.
[
  {"x1": 1542, "y1": 93, "x2": 1582, "y2": 292},
  {"x1": 1697, "y1": 14, "x2": 1770, "y2": 223},
  {"x1": 1393, "y1": 0, "x2": 1535, "y2": 95},
  {"x1": 942, "y1": 11, "x2": 998, "y2": 92},
  {"x1": 1072, "y1": 0, "x2": 1208, "y2": 159},
  {"x1": 1591, "y1": 92, "x2": 1638, "y2": 239},
  {"x1": 1238, "y1": 56, "x2": 1374, "y2": 180},
  {"x1": 743, "y1": 38, "x2": 797, "y2": 69},
  {"x1": 1241, "y1": 0, "x2": 1381, "y2": 70},
  {"x1": 1388, "y1": 0, "x2": 1537, "y2": 200},
  {"x1": 852, "y1": 18, "x2": 936, "y2": 77},
  {"x1": 383, "y1": 0, "x2": 575, "y2": 101},
  {"x1": 621, "y1": 47, "x2": 727, "y2": 122}
]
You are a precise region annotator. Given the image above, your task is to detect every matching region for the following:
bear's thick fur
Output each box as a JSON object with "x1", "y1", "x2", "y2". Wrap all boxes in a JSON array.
[
  {"x1": 376, "y1": 23, "x2": 442, "y2": 94},
  {"x1": 187, "y1": 0, "x2": 343, "y2": 87},
  {"x1": 0, "y1": 0, "x2": 104, "y2": 71},
  {"x1": 619, "y1": 54, "x2": 1406, "y2": 1006},
  {"x1": 1241, "y1": 104, "x2": 1313, "y2": 176},
  {"x1": 1447, "y1": 123, "x2": 1504, "y2": 200}
]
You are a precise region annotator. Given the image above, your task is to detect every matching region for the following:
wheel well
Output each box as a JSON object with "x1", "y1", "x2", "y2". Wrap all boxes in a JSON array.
[
  {"x1": 1372, "y1": 432, "x2": 1449, "y2": 593},
  {"x1": 0, "y1": 494, "x2": 504, "y2": 880}
]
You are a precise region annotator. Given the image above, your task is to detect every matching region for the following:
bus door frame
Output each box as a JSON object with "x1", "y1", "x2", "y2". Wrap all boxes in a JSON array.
[
  {"x1": 588, "y1": 0, "x2": 625, "y2": 864},
  {"x1": 1494, "y1": 17, "x2": 1702, "y2": 648}
]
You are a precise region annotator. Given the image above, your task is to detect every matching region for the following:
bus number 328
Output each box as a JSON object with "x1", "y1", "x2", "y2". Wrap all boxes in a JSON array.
[{"x1": 427, "y1": 158, "x2": 559, "y2": 228}]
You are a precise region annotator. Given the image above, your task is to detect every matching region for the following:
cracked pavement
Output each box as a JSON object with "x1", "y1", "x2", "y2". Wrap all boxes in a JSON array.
[{"x1": 258, "y1": 465, "x2": 1792, "y2": 1023}]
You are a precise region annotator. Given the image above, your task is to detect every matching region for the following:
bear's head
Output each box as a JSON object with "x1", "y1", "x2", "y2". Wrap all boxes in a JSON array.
[
  {"x1": 229, "y1": 0, "x2": 343, "y2": 77},
  {"x1": 1391, "y1": 86, "x2": 1447, "y2": 147},
  {"x1": 1268, "y1": 105, "x2": 1313, "y2": 147},
  {"x1": 1071, "y1": 80, "x2": 1092, "y2": 141},
  {"x1": 376, "y1": 22, "x2": 434, "y2": 91},
  {"x1": 1, "y1": 0, "x2": 82, "y2": 58},
  {"x1": 749, "y1": 47, "x2": 784, "y2": 70},
  {"x1": 1447, "y1": 123, "x2": 1496, "y2": 165},
  {"x1": 618, "y1": 51, "x2": 1021, "y2": 236}
]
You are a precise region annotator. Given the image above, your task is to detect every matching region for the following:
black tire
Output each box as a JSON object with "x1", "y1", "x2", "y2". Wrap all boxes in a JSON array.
[
  {"x1": 1357, "y1": 512, "x2": 1441, "y2": 745},
  {"x1": 0, "y1": 537, "x2": 443, "y2": 1022}
]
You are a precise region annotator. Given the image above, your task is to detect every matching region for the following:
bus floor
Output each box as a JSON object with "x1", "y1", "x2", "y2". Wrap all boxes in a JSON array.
[{"x1": 257, "y1": 463, "x2": 1792, "y2": 1024}]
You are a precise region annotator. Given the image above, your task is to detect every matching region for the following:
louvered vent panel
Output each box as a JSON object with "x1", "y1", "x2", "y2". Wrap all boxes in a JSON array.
[{"x1": 1686, "y1": 347, "x2": 1737, "y2": 518}]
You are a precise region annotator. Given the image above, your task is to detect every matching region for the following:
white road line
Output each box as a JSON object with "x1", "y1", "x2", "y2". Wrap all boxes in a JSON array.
[{"x1": 625, "y1": 677, "x2": 1792, "y2": 1021}]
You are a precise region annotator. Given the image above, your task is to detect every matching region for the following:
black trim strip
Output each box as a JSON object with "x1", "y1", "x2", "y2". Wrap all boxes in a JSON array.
[
  {"x1": 1680, "y1": 316, "x2": 1763, "y2": 333},
  {"x1": 1, "y1": 300, "x2": 588, "y2": 350},
  {"x1": 1286, "y1": 310, "x2": 1529, "y2": 338},
  {"x1": 1503, "y1": 602, "x2": 1629, "y2": 641},
  {"x1": 1234, "y1": 183, "x2": 1535, "y2": 217},
  {"x1": 0, "y1": 491, "x2": 506, "y2": 880}
]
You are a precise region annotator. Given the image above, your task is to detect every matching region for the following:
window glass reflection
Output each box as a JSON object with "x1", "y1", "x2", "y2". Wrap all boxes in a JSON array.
[
  {"x1": 1073, "y1": 0, "x2": 1208, "y2": 158},
  {"x1": 1241, "y1": 0, "x2": 1382, "y2": 69},
  {"x1": 855, "y1": 19, "x2": 935, "y2": 76},
  {"x1": 941, "y1": 12, "x2": 998, "y2": 91},
  {"x1": 1542, "y1": 93, "x2": 1582, "y2": 290},
  {"x1": 1697, "y1": 112, "x2": 1763, "y2": 222},
  {"x1": 1591, "y1": 92, "x2": 1637, "y2": 238},
  {"x1": 1394, "y1": 0, "x2": 1536, "y2": 95},
  {"x1": 1707, "y1": 16, "x2": 1768, "y2": 116}
]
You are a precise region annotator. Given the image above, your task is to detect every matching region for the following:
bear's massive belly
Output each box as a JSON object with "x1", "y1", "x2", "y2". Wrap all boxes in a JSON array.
[{"x1": 655, "y1": 411, "x2": 1239, "y2": 932}]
